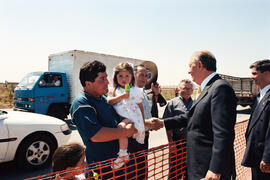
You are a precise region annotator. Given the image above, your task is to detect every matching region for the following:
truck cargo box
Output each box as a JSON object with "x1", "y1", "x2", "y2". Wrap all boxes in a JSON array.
[
  {"x1": 48, "y1": 50, "x2": 151, "y2": 103},
  {"x1": 220, "y1": 74, "x2": 259, "y2": 107}
]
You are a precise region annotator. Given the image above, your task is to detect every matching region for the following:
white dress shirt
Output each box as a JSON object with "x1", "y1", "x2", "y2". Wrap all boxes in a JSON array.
[
  {"x1": 259, "y1": 84, "x2": 270, "y2": 102},
  {"x1": 201, "y1": 72, "x2": 217, "y2": 91}
]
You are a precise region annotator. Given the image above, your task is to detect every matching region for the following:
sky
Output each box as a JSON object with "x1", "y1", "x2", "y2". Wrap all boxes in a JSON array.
[{"x1": 0, "y1": 0, "x2": 269, "y2": 85}]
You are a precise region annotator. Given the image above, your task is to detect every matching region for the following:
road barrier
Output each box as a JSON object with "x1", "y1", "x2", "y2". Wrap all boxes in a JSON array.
[
  {"x1": 27, "y1": 120, "x2": 250, "y2": 180},
  {"x1": 234, "y1": 120, "x2": 250, "y2": 180}
]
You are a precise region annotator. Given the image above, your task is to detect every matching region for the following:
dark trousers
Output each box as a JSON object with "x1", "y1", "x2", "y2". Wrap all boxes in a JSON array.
[
  {"x1": 251, "y1": 165, "x2": 270, "y2": 180},
  {"x1": 168, "y1": 140, "x2": 187, "y2": 180},
  {"x1": 127, "y1": 134, "x2": 149, "y2": 180}
]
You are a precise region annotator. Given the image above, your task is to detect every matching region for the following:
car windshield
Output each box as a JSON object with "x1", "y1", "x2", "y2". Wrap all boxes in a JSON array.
[{"x1": 17, "y1": 72, "x2": 43, "y2": 89}]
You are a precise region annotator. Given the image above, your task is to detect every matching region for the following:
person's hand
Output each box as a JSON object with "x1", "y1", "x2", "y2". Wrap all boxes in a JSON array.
[
  {"x1": 145, "y1": 118, "x2": 164, "y2": 130},
  {"x1": 121, "y1": 92, "x2": 130, "y2": 100},
  {"x1": 152, "y1": 118, "x2": 164, "y2": 130},
  {"x1": 122, "y1": 122, "x2": 138, "y2": 138},
  {"x1": 167, "y1": 130, "x2": 177, "y2": 153},
  {"x1": 204, "y1": 170, "x2": 221, "y2": 180},
  {"x1": 260, "y1": 160, "x2": 270, "y2": 173},
  {"x1": 151, "y1": 82, "x2": 161, "y2": 96},
  {"x1": 168, "y1": 141, "x2": 177, "y2": 153}
]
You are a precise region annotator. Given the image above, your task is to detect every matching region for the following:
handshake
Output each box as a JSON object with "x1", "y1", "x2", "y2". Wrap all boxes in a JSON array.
[{"x1": 145, "y1": 118, "x2": 164, "y2": 131}]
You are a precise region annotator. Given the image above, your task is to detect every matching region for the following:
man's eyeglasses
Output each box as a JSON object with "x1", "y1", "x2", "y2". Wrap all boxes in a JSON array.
[{"x1": 180, "y1": 87, "x2": 193, "y2": 91}]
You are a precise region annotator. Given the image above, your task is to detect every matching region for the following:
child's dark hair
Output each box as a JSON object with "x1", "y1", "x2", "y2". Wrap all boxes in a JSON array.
[
  {"x1": 113, "y1": 62, "x2": 135, "y2": 88},
  {"x1": 80, "y1": 60, "x2": 106, "y2": 87},
  {"x1": 52, "y1": 143, "x2": 85, "y2": 173}
]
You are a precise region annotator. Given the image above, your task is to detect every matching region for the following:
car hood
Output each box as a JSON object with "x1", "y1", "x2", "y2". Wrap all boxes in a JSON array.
[{"x1": 2, "y1": 110, "x2": 65, "y2": 126}]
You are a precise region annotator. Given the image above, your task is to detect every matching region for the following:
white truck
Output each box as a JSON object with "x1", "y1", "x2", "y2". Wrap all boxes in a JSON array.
[{"x1": 14, "y1": 50, "x2": 156, "y2": 119}]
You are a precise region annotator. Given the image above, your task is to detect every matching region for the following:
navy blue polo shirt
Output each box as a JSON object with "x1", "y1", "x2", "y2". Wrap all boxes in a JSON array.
[{"x1": 70, "y1": 92, "x2": 121, "y2": 164}]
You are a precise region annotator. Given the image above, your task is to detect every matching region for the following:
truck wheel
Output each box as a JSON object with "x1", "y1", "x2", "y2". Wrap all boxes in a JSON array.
[
  {"x1": 47, "y1": 104, "x2": 66, "y2": 120},
  {"x1": 15, "y1": 134, "x2": 57, "y2": 169}
]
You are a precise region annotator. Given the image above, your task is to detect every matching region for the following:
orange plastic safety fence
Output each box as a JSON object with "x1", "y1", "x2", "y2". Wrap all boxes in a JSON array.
[
  {"x1": 234, "y1": 120, "x2": 250, "y2": 180},
  {"x1": 27, "y1": 120, "x2": 250, "y2": 180}
]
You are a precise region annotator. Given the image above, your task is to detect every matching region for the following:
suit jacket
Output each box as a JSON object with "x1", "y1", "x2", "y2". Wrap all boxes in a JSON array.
[
  {"x1": 163, "y1": 96, "x2": 193, "y2": 140},
  {"x1": 164, "y1": 74, "x2": 237, "y2": 180},
  {"x1": 242, "y1": 89, "x2": 270, "y2": 167}
]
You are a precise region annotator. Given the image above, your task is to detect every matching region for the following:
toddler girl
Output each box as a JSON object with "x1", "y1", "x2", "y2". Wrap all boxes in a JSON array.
[{"x1": 107, "y1": 62, "x2": 145, "y2": 169}]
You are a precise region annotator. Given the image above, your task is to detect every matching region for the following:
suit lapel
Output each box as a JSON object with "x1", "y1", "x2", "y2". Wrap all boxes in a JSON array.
[
  {"x1": 246, "y1": 90, "x2": 270, "y2": 136},
  {"x1": 189, "y1": 74, "x2": 221, "y2": 113},
  {"x1": 190, "y1": 86, "x2": 208, "y2": 111}
]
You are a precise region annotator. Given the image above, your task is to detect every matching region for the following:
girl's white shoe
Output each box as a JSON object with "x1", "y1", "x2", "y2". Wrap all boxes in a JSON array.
[{"x1": 111, "y1": 150, "x2": 129, "y2": 169}]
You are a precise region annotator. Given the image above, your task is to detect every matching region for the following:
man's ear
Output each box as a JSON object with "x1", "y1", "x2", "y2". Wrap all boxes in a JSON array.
[
  {"x1": 263, "y1": 71, "x2": 270, "y2": 75},
  {"x1": 85, "y1": 81, "x2": 92, "y2": 87},
  {"x1": 198, "y1": 61, "x2": 203, "y2": 69},
  {"x1": 263, "y1": 71, "x2": 270, "y2": 79}
]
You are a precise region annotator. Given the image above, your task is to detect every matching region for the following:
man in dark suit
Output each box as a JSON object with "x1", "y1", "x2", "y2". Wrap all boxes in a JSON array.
[
  {"x1": 151, "y1": 50, "x2": 237, "y2": 180},
  {"x1": 241, "y1": 60, "x2": 270, "y2": 179}
]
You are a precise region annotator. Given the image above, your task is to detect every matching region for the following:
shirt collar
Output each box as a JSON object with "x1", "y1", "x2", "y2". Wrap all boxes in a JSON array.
[
  {"x1": 259, "y1": 84, "x2": 270, "y2": 101},
  {"x1": 179, "y1": 96, "x2": 193, "y2": 103},
  {"x1": 84, "y1": 91, "x2": 105, "y2": 101},
  {"x1": 201, "y1": 72, "x2": 217, "y2": 91}
]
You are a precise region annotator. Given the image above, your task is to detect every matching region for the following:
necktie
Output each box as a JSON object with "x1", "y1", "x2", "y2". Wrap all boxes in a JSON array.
[
  {"x1": 195, "y1": 86, "x2": 201, "y2": 100},
  {"x1": 258, "y1": 93, "x2": 262, "y2": 103},
  {"x1": 254, "y1": 93, "x2": 260, "y2": 108}
]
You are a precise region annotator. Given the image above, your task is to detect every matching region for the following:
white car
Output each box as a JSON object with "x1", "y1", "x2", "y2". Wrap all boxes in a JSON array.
[{"x1": 0, "y1": 110, "x2": 71, "y2": 169}]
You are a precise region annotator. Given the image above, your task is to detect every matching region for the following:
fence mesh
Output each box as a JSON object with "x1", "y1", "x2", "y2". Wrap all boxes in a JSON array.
[
  {"x1": 27, "y1": 120, "x2": 250, "y2": 180},
  {"x1": 234, "y1": 120, "x2": 250, "y2": 180}
]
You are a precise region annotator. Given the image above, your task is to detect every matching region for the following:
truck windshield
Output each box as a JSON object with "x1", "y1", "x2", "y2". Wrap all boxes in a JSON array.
[{"x1": 17, "y1": 72, "x2": 43, "y2": 89}]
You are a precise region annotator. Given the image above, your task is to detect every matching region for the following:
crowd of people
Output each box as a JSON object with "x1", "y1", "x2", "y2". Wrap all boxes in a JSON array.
[{"x1": 52, "y1": 50, "x2": 270, "y2": 180}]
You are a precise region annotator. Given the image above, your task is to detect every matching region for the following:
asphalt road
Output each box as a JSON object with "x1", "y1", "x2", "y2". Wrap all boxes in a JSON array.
[{"x1": 0, "y1": 105, "x2": 250, "y2": 180}]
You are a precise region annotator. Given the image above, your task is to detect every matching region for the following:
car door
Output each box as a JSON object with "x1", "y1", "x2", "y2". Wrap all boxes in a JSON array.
[{"x1": 0, "y1": 113, "x2": 9, "y2": 162}]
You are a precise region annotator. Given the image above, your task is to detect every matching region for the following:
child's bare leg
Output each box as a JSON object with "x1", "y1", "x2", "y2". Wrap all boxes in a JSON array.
[
  {"x1": 112, "y1": 119, "x2": 132, "y2": 169},
  {"x1": 118, "y1": 119, "x2": 132, "y2": 150},
  {"x1": 119, "y1": 137, "x2": 128, "y2": 150}
]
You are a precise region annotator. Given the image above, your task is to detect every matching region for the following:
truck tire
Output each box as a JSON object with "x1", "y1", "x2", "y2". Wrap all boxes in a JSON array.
[
  {"x1": 15, "y1": 134, "x2": 57, "y2": 169},
  {"x1": 47, "y1": 104, "x2": 66, "y2": 120}
]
